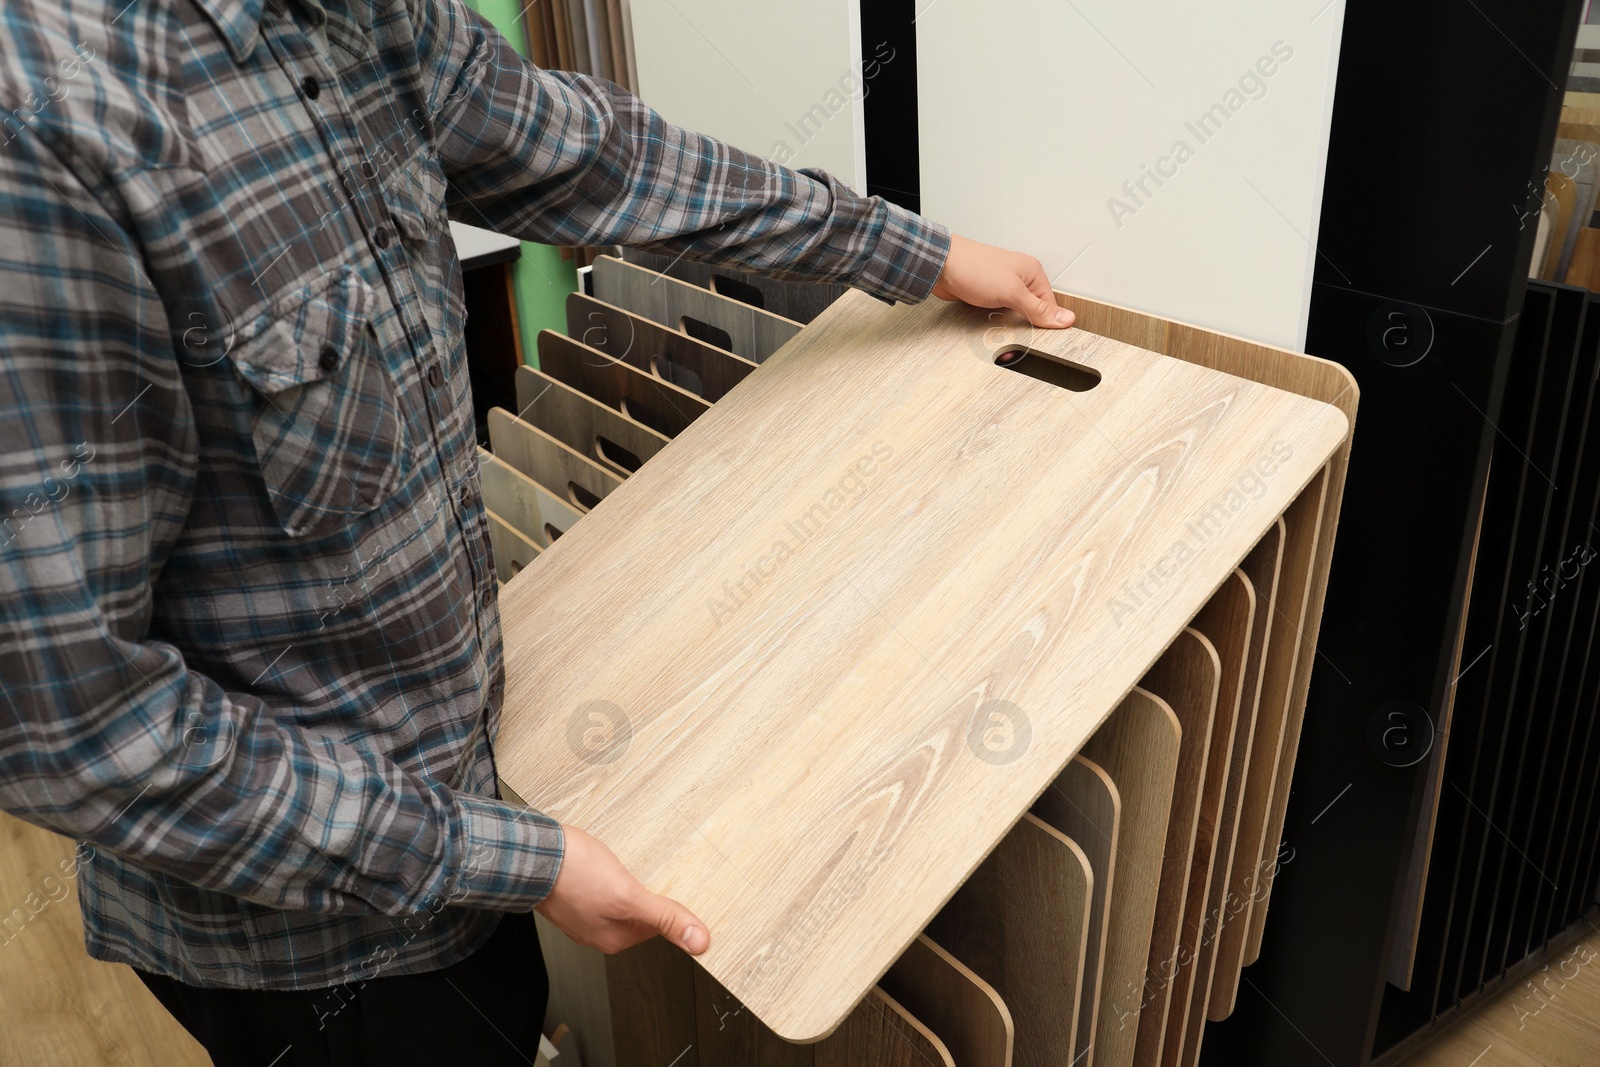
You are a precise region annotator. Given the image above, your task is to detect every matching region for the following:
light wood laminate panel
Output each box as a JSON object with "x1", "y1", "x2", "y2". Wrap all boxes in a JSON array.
[
  {"x1": 567, "y1": 292, "x2": 759, "y2": 403},
  {"x1": 477, "y1": 449, "x2": 585, "y2": 547},
  {"x1": 537, "y1": 329, "x2": 712, "y2": 439},
  {"x1": 925, "y1": 815, "x2": 1086, "y2": 1067},
  {"x1": 1133, "y1": 629, "x2": 1222, "y2": 1067},
  {"x1": 1079, "y1": 688, "x2": 1183, "y2": 1067},
  {"x1": 590, "y1": 256, "x2": 801, "y2": 363},
  {"x1": 880, "y1": 934, "x2": 1014, "y2": 1067},
  {"x1": 488, "y1": 407, "x2": 624, "y2": 510},
  {"x1": 486, "y1": 508, "x2": 541, "y2": 582},
  {"x1": 497, "y1": 291, "x2": 1349, "y2": 1041},
  {"x1": 514, "y1": 365, "x2": 671, "y2": 476},
  {"x1": 1032, "y1": 757, "x2": 1121, "y2": 1063},
  {"x1": 1160, "y1": 572, "x2": 1255, "y2": 1067},
  {"x1": 1181, "y1": 528, "x2": 1283, "y2": 1058}
]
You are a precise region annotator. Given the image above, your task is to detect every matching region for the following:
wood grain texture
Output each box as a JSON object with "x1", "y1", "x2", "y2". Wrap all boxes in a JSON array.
[
  {"x1": 1214, "y1": 478, "x2": 1326, "y2": 995},
  {"x1": 1079, "y1": 688, "x2": 1182, "y2": 1067},
  {"x1": 606, "y1": 938, "x2": 698, "y2": 1067},
  {"x1": 477, "y1": 449, "x2": 585, "y2": 547},
  {"x1": 924, "y1": 815, "x2": 1085, "y2": 1067},
  {"x1": 514, "y1": 365, "x2": 671, "y2": 476},
  {"x1": 496, "y1": 291, "x2": 1349, "y2": 1041},
  {"x1": 1132, "y1": 629, "x2": 1221, "y2": 1067},
  {"x1": 567, "y1": 292, "x2": 759, "y2": 402},
  {"x1": 486, "y1": 508, "x2": 541, "y2": 582},
  {"x1": 619, "y1": 249, "x2": 850, "y2": 325},
  {"x1": 814, "y1": 989, "x2": 956, "y2": 1067},
  {"x1": 1566, "y1": 226, "x2": 1600, "y2": 290},
  {"x1": 537, "y1": 329, "x2": 712, "y2": 439},
  {"x1": 0, "y1": 814, "x2": 208, "y2": 1067},
  {"x1": 879, "y1": 934, "x2": 1014, "y2": 1067},
  {"x1": 1181, "y1": 528, "x2": 1283, "y2": 1053},
  {"x1": 488, "y1": 407, "x2": 624, "y2": 510},
  {"x1": 590, "y1": 255, "x2": 802, "y2": 363},
  {"x1": 1032, "y1": 757, "x2": 1121, "y2": 1063},
  {"x1": 1159, "y1": 571, "x2": 1255, "y2": 1067}
]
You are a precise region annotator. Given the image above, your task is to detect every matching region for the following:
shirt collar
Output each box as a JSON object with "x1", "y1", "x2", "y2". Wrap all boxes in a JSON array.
[{"x1": 192, "y1": 0, "x2": 269, "y2": 62}]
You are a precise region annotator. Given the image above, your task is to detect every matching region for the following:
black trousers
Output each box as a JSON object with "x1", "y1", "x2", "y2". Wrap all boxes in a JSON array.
[{"x1": 135, "y1": 911, "x2": 549, "y2": 1067}]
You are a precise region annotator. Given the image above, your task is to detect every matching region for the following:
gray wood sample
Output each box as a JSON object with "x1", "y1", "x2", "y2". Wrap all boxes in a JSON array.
[
  {"x1": 487, "y1": 407, "x2": 624, "y2": 511},
  {"x1": 591, "y1": 255, "x2": 802, "y2": 363},
  {"x1": 537, "y1": 329, "x2": 712, "y2": 439},
  {"x1": 514, "y1": 365, "x2": 671, "y2": 477},
  {"x1": 567, "y1": 292, "x2": 759, "y2": 402}
]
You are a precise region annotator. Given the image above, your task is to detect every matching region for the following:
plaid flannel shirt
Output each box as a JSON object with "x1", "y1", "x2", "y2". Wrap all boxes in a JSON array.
[{"x1": 0, "y1": 0, "x2": 949, "y2": 990}]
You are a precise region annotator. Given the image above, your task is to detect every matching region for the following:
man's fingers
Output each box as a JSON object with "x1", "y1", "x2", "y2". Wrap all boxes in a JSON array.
[
  {"x1": 1016, "y1": 285, "x2": 1076, "y2": 330},
  {"x1": 643, "y1": 891, "x2": 710, "y2": 955}
]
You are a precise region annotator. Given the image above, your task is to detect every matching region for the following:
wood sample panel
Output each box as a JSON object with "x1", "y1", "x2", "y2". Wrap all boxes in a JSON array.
[
  {"x1": 1078, "y1": 688, "x2": 1183, "y2": 1067},
  {"x1": 879, "y1": 935, "x2": 1014, "y2": 1067},
  {"x1": 486, "y1": 508, "x2": 541, "y2": 582},
  {"x1": 567, "y1": 292, "x2": 759, "y2": 402},
  {"x1": 1031, "y1": 757, "x2": 1121, "y2": 1062},
  {"x1": 477, "y1": 449, "x2": 585, "y2": 547},
  {"x1": 487, "y1": 407, "x2": 624, "y2": 510},
  {"x1": 514, "y1": 366, "x2": 671, "y2": 476},
  {"x1": 497, "y1": 290, "x2": 1349, "y2": 1042},
  {"x1": 590, "y1": 255, "x2": 802, "y2": 363},
  {"x1": 537, "y1": 329, "x2": 712, "y2": 439},
  {"x1": 1179, "y1": 531, "x2": 1283, "y2": 1063},
  {"x1": 924, "y1": 814, "x2": 1088, "y2": 1067},
  {"x1": 1160, "y1": 571, "x2": 1255, "y2": 1067},
  {"x1": 1133, "y1": 629, "x2": 1222, "y2": 1067}
]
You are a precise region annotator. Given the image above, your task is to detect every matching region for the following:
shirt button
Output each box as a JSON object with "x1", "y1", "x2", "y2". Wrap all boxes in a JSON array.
[
  {"x1": 301, "y1": 75, "x2": 320, "y2": 101},
  {"x1": 318, "y1": 344, "x2": 338, "y2": 372},
  {"x1": 373, "y1": 225, "x2": 393, "y2": 249},
  {"x1": 426, "y1": 363, "x2": 443, "y2": 388}
]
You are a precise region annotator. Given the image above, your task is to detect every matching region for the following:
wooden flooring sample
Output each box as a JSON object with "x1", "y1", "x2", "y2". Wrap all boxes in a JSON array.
[
  {"x1": 1181, "y1": 528, "x2": 1282, "y2": 1054},
  {"x1": 879, "y1": 935, "x2": 1013, "y2": 1067},
  {"x1": 477, "y1": 449, "x2": 585, "y2": 546},
  {"x1": 1215, "y1": 479, "x2": 1326, "y2": 1002},
  {"x1": 606, "y1": 938, "x2": 698, "y2": 1067},
  {"x1": 1160, "y1": 572, "x2": 1254, "y2": 1067},
  {"x1": 590, "y1": 255, "x2": 802, "y2": 362},
  {"x1": 1031, "y1": 757, "x2": 1121, "y2": 1063},
  {"x1": 924, "y1": 815, "x2": 1085, "y2": 1067},
  {"x1": 567, "y1": 292, "x2": 759, "y2": 402},
  {"x1": 514, "y1": 365, "x2": 670, "y2": 476},
  {"x1": 815, "y1": 990, "x2": 956, "y2": 1067},
  {"x1": 496, "y1": 290, "x2": 1349, "y2": 1041},
  {"x1": 486, "y1": 508, "x2": 541, "y2": 582},
  {"x1": 1132, "y1": 628, "x2": 1220, "y2": 1067},
  {"x1": 488, "y1": 407, "x2": 624, "y2": 510},
  {"x1": 1079, "y1": 687, "x2": 1183, "y2": 1067},
  {"x1": 537, "y1": 329, "x2": 712, "y2": 439}
]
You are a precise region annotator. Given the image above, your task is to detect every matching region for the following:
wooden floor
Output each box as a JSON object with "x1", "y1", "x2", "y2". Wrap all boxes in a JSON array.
[
  {"x1": 1402, "y1": 925, "x2": 1600, "y2": 1067},
  {"x1": 0, "y1": 811, "x2": 207, "y2": 1066},
  {"x1": 4, "y1": 804, "x2": 1597, "y2": 1067}
]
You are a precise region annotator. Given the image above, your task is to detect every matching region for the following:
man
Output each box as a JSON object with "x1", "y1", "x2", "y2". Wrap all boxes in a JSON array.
[{"x1": 0, "y1": 0, "x2": 1073, "y2": 1062}]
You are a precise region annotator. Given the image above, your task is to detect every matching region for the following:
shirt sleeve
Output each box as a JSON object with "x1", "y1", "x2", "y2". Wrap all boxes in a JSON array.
[
  {"x1": 412, "y1": 0, "x2": 950, "y2": 304},
  {"x1": 0, "y1": 131, "x2": 562, "y2": 919}
]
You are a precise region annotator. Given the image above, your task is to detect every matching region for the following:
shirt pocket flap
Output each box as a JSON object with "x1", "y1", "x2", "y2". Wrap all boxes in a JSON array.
[{"x1": 233, "y1": 267, "x2": 379, "y2": 395}]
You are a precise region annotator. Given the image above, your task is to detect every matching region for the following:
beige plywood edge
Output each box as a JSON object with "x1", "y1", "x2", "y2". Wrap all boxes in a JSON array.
[
  {"x1": 1213, "y1": 477, "x2": 1328, "y2": 1011},
  {"x1": 496, "y1": 291, "x2": 1348, "y2": 1041},
  {"x1": 880, "y1": 935, "x2": 1014, "y2": 1067},
  {"x1": 1047, "y1": 288, "x2": 1359, "y2": 970},
  {"x1": 1079, "y1": 687, "x2": 1182, "y2": 1067},
  {"x1": 1133, "y1": 629, "x2": 1222, "y2": 1067},
  {"x1": 924, "y1": 815, "x2": 1087, "y2": 1067},
  {"x1": 1183, "y1": 529, "x2": 1284, "y2": 1058},
  {"x1": 815, "y1": 989, "x2": 958, "y2": 1067},
  {"x1": 487, "y1": 407, "x2": 624, "y2": 510},
  {"x1": 1032, "y1": 757, "x2": 1121, "y2": 1063},
  {"x1": 537, "y1": 330, "x2": 712, "y2": 439},
  {"x1": 567, "y1": 292, "x2": 759, "y2": 403},
  {"x1": 514, "y1": 365, "x2": 671, "y2": 476},
  {"x1": 1161, "y1": 571, "x2": 1255, "y2": 1067},
  {"x1": 590, "y1": 256, "x2": 801, "y2": 363}
]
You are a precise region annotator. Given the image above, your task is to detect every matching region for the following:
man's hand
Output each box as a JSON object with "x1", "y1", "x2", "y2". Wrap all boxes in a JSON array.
[
  {"x1": 931, "y1": 234, "x2": 1077, "y2": 329},
  {"x1": 534, "y1": 824, "x2": 710, "y2": 956}
]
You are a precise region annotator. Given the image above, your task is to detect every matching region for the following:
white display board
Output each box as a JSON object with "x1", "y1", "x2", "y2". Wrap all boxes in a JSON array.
[
  {"x1": 917, "y1": 0, "x2": 1346, "y2": 350},
  {"x1": 628, "y1": 0, "x2": 869, "y2": 192}
]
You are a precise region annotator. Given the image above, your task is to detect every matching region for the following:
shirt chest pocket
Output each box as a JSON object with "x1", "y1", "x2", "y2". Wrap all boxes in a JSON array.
[{"x1": 231, "y1": 267, "x2": 405, "y2": 537}]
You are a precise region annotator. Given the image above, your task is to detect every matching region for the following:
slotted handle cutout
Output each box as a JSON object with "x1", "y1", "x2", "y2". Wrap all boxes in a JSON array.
[{"x1": 994, "y1": 345, "x2": 1101, "y2": 392}]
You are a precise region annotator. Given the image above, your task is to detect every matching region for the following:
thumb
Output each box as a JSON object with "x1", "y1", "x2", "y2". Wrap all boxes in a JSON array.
[
  {"x1": 1018, "y1": 284, "x2": 1075, "y2": 329},
  {"x1": 645, "y1": 892, "x2": 710, "y2": 955}
]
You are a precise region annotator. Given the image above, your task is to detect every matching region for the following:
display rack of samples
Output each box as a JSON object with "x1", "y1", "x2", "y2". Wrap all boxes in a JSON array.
[{"x1": 477, "y1": 254, "x2": 1358, "y2": 1067}]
